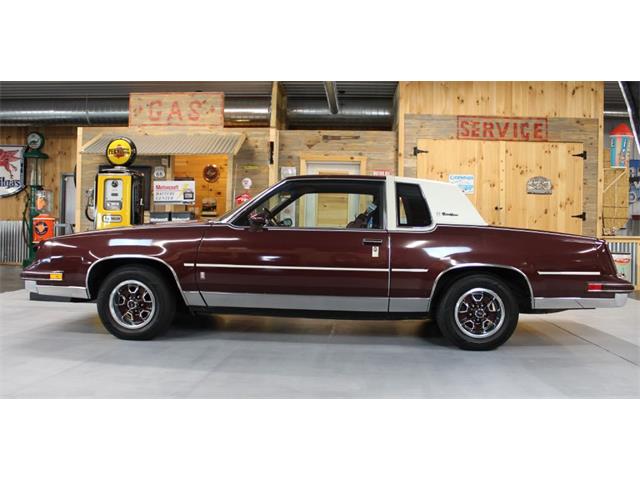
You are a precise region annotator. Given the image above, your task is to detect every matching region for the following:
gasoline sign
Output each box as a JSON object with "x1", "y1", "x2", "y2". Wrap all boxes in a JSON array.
[
  {"x1": 105, "y1": 137, "x2": 137, "y2": 167},
  {"x1": 0, "y1": 145, "x2": 26, "y2": 198}
]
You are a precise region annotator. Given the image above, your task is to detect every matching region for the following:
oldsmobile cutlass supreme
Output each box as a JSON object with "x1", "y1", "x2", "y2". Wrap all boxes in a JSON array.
[{"x1": 22, "y1": 175, "x2": 634, "y2": 350}]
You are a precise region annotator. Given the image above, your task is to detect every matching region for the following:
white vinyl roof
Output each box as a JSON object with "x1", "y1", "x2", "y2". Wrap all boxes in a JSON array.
[{"x1": 386, "y1": 176, "x2": 487, "y2": 229}]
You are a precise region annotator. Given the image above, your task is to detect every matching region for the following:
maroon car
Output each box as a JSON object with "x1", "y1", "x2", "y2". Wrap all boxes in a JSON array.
[{"x1": 22, "y1": 175, "x2": 634, "y2": 350}]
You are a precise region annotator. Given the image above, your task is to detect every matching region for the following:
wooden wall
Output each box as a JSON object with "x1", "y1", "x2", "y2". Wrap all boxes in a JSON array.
[
  {"x1": 278, "y1": 130, "x2": 397, "y2": 178},
  {"x1": 232, "y1": 128, "x2": 271, "y2": 199},
  {"x1": 0, "y1": 126, "x2": 77, "y2": 221},
  {"x1": 397, "y1": 81, "x2": 604, "y2": 236}
]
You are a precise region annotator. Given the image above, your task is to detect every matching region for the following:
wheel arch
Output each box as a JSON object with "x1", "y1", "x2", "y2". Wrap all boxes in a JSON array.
[
  {"x1": 86, "y1": 255, "x2": 188, "y2": 307},
  {"x1": 429, "y1": 264, "x2": 534, "y2": 313}
]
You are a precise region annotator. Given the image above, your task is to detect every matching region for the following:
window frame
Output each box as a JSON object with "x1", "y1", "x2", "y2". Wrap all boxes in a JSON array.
[
  {"x1": 389, "y1": 180, "x2": 436, "y2": 232},
  {"x1": 229, "y1": 178, "x2": 388, "y2": 232}
]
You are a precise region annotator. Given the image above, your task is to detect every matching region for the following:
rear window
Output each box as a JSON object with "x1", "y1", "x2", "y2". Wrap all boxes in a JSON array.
[{"x1": 396, "y1": 183, "x2": 431, "y2": 227}]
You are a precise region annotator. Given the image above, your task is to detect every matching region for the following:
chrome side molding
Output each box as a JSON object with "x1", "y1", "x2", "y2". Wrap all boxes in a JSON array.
[
  {"x1": 25, "y1": 280, "x2": 90, "y2": 299},
  {"x1": 533, "y1": 294, "x2": 628, "y2": 309},
  {"x1": 199, "y1": 291, "x2": 390, "y2": 312},
  {"x1": 537, "y1": 271, "x2": 601, "y2": 276},
  {"x1": 192, "y1": 263, "x2": 388, "y2": 272}
]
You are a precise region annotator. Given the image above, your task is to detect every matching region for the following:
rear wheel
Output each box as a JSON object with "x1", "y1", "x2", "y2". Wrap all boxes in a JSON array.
[
  {"x1": 97, "y1": 265, "x2": 176, "y2": 340},
  {"x1": 435, "y1": 274, "x2": 519, "y2": 350}
]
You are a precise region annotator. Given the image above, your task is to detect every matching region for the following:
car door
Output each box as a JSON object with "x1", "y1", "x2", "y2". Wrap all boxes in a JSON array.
[{"x1": 196, "y1": 178, "x2": 390, "y2": 312}]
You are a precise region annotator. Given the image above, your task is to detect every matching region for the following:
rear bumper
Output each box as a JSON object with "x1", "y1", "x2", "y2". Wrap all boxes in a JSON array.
[
  {"x1": 533, "y1": 293, "x2": 629, "y2": 309},
  {"x1": 24, "y1": 280, "x2": 90, "y2": 300}
]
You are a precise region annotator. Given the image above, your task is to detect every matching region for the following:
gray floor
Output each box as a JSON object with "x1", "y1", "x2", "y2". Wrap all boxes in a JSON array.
[
  {"x1": 1, "y1": 276, "x2": 639, "y2": 398},
  {"x1": 0, "y1": 265, "x2": 23, "y2": 293}
]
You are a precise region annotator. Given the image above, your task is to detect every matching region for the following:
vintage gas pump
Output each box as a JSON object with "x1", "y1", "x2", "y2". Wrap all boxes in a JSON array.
[
  {"x1": 22, "y1": 132, "x2": 53, "y2": 267},
  {"x1": 94, "y1": 137, "x2": 145, "y2": 230}
]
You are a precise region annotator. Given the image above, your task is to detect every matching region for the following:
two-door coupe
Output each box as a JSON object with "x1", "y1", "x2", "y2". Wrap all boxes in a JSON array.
[{"x1": 22, "y1": 175, "x2": 634, "y2": 350}]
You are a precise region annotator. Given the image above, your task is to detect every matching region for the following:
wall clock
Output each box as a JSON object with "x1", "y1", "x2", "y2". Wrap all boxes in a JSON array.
[{"x1": 203, "y1": 164, "x2": 220, "y2": 183}]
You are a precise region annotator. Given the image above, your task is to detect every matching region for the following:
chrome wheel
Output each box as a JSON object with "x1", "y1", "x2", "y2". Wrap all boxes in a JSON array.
[
  {"x1": 108, "y1": 280, "x2": 156, "y2": 330},
  {"x1": 454, "y1": 288, "x2": 505, "y2": 339}
]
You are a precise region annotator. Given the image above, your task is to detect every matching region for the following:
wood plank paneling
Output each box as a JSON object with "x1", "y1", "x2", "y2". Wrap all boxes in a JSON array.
[
  {"x1": 400, "y1": 82, "x2": 603, "y2": 118},
  {"x1": 417, "y1": 139, "x2": 502, "y2": 225},
  {"x1": 403, "y1": 113, "x2": 600, "y2": 236},
  {"x1": 0, "y1": 126, "x2": 76, "y2": 221},
  {"x1": 504, "y1": 142, "x2": 584, "y2": 235},
  {"x1": 279, "y1": 130, "x2": 396, "y2": 179},
  {"x1": 397, "y1": 82, "x2": 603, "y2": 237},
  {"x1": 173, "y1": 154, "x2": 228, "y2": 216}
]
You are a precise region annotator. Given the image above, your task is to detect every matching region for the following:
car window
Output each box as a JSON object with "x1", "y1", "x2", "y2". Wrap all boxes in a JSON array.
[
  {"x1": 235, "y1": 180, "x2": 384, "y2": 230},
  {"x1": 396, "y1": 183, "x2": 431, "y2": 227}
]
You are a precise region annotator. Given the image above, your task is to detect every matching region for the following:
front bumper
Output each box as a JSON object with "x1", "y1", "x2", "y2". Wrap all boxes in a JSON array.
[
  {"x1": 24, "y1": 280, "x2": 90, "y2": 300},
  {"x1": 533, "y1": 293, "x2": 629, "y2": 309}
]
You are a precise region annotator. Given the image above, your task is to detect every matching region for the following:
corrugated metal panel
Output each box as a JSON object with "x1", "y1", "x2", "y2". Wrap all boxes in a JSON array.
[
  {"x1": 607, "y1": 240, "x2": 637, "y2": 286},
  {"x1": 0, "y1": 221, "x2": 29, "y2": 264},
  {"x1": 604, "y1": 81, "x2": 627, "y2": 111},
  {"x1": 282, "y1": 81, "x2": 398, "y2": 98},
  {"x1": 81, "y1": 132, "x2": 246, "y2": 156},
  {"x1": 0, "y1": 81, "x2": 273, "y2": 99}
]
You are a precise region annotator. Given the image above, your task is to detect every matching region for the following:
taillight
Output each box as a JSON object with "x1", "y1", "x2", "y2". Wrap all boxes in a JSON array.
[{"x1": 587, "y1": 283, "x2": 603, "y2": 292}]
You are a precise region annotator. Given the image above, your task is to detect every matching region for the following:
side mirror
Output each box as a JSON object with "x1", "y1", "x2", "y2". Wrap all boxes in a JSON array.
[{"x1": 249, "y1": 211, "x2": 268, "y2": 231}]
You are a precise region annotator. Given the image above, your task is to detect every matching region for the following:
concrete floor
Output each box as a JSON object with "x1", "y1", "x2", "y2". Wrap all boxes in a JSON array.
[{"x1": 0, "y1": 268, "x2": 638, "y2": 398}]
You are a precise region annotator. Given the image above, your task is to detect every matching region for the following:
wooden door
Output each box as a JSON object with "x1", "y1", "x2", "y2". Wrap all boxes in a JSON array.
[
  {"x1": 417, "y1": 139, "x2": 502, "y2": 225},
  {"x1": 417, "y1": 139, "x2": 585, "y2": 235},
  {"x1": 504, "y1": 142, "x2": 584, "y2": 235}
]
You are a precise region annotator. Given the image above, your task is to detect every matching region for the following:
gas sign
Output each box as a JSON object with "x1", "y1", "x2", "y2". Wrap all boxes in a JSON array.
[{"x1": 0, "y1": 145, "x2": 26, "y2": 198}]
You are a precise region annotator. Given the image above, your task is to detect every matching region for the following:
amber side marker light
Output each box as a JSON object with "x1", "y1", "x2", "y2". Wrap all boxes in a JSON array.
[{"x1": 49, "y1": 272, "x2": 63, "y2": 281}]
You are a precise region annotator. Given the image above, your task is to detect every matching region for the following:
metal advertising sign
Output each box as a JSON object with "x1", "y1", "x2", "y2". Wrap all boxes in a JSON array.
[
  {"x1": 527, "y1": 176, "x2": 553, "y2": 195},
  {"x1": 457, "y1": 116, "x2": 548, "y2": 142},
  {"x1": 612, "y1": 253, "x2": 632, "y2": 281},
  {"x1": 0, "y1": 145, "x2": 26, "y2": 198},
  {"x1": 448, "y1": 174, "x2": 475, "y2": 195},
  {"x1": 129, "y1": 92, "x2": 224, "y2": 128},
  {"x1": 153, "y1": 180, "x2": 196, "y2": 205}
]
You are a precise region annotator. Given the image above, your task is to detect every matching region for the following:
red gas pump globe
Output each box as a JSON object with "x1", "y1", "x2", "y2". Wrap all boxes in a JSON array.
[
  {"x1": 235, "y1": 192, "x2": 252, "y2": 206},
  {"x1": 609, "y1": 123, "x2": 634, "y2": 168}
]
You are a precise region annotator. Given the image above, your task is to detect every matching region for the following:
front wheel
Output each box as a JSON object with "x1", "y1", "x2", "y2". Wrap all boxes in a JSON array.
[
  {"x1": 97, "y1": 265, "x2": 176, "y2": 340},
  {"x1": 435, "y1": 274, "x2": 519, "y2": 350}
]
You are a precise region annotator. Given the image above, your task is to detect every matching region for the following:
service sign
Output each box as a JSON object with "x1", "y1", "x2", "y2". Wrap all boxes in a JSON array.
[
  {"x1": 153, "y1": 180, "x2": 196, "y2": 205},
  {"x1": 457, "y1": 116, "x2": 548, "y2": 142},
  {"x1": 129, "y1": 92, "x2": 224, "y2": 128},
  {"x1": 0, "y1": 145, "x2": 26, "y2": 198}
]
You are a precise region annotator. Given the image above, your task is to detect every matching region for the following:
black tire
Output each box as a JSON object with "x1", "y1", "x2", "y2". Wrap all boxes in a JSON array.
[
  {"x1": 435, "y1": 274, "x2": 519, "y2": 350},
  {"x1": 96, "y1": 265, "x2": 176, "y2": 340}
]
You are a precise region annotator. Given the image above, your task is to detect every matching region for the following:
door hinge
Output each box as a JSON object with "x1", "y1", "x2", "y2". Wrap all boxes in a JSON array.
[
  {"x1": 571, "y1": 211, "x2": 586, "y2": 221},
  {"x1": 413, "y1": 146, "x2": 429, "y2": 156},
  {"x1": 572, "y1": 150, "x2": 587, "y2": 160}
]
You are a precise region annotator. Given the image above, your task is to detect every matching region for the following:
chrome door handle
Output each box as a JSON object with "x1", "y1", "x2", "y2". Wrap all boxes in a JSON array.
[{"x1": 362, "y1": 238, "x2": 383, "y2": 246}]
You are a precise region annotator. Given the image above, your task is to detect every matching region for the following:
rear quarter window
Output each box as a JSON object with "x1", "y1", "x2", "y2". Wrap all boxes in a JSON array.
[{"x1": 396, "y1": 183, "x2": 432, "y2": 227}]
